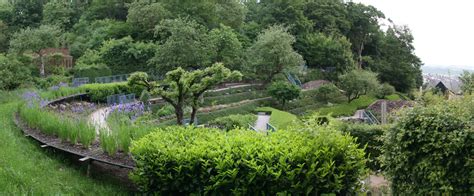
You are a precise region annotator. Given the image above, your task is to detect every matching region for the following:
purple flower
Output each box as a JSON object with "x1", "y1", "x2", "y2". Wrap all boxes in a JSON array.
[{"x1": 22, "y1": 91, "x2": 48, "y2": 108}]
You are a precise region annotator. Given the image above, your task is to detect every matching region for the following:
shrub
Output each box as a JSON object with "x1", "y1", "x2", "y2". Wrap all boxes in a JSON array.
[
  {"x1": 267, "y1": 81, "x2": 301, "y2": 107},
  {"x1": 0, "y1": 54, "x2": 32, "y2": 90},
  {"x1": 80, "y1": 82, "x2": 143, "y2": 102},
  {"x1": 338, "y1": 70, "x2": 379, "y2": 103},
  {"x1": 130, "y1": 123, "x2": 367, "y2": 194},
  {"x1": 208, "y1": 114, "x2": 256, "y2": 130},
  {"x1": 314, "y1": 83, "x2": 342, "y2": 103},
  {"x1": 73, "y1": 63, "x2": 112, "y2": 82},
  {"x1": 340, "y1": 123, "x2": 386, "y2": 171},
  {"x1": 383, "y1": 98, "x2": 473, "y2": 194},
  {"x1": 376, "y1": 83, "x2": 396, "y2": 99}
]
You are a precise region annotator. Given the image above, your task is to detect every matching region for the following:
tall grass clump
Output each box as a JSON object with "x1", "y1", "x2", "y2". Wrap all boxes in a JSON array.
[
  {"x1": 102, "y1": 102, "x2": 154, "y2": 155},
  {"x1": 19, "y1": 91, "x2": 96, "y2": 148}
]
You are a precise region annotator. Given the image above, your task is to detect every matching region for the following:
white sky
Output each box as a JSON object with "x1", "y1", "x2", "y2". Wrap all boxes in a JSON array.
[{"x1": 353, "y1": 0, "x2": 474, "y2": 69}]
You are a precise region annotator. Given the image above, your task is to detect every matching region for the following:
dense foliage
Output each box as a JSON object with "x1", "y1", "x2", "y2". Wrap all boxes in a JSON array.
[
  {"x1": 0, "y1": 0, "x2": 423, "y2": 93},
  {"x1": 313, "y1": 83, "x2": 342, "y2": 104},
  {"x1": 383, "y1": 98, "x2": 473, "y2": 194},
  {"x1": 267, "y1": 81, "x2": 301, "y2": 107},
  {"x1": 131, "y1": 123, "x2": 367, "y2": 194},
  {"x1": 340, "y1": 123, "x2": 386, "y2": 171},
  {"x1": 338, "y1": 70, "x2": 379, "y2": 103}
]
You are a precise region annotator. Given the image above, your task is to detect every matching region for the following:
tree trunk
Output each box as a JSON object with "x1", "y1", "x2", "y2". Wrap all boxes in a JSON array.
[
  {"x1": 357, "y1": 42, "x2": 364, "y2": 69},
  {"x1": 190, "y1": 106, "x2": 198, "y2": 125},
  {"x1": 40, "y1": 54, "x2": 46, "y2": 77},
  {"x1": 175, "y1": 106, "x2": 184, "y2": 125}
]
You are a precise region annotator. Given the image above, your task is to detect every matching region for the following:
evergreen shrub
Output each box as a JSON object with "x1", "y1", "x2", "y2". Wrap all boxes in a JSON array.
[{"x1": 131, "y1": 123, "x2": 367, "y2": 194}]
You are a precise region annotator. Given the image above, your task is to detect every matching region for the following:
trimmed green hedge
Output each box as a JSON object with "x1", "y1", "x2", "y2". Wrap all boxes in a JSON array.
[
  {"x1": 203, "y1": 85, "x2": 259, "y2": 97},
  {"x1": 202, "y1": 90, "x2": 267, "y2": 107},
  {"x1": 130, "y1": 124, "x2": 367, "y2": 194},
  {"x1": 341, "y1": 123, "x2": 386, "y2": 171},
  {"x1": 383, "y1": 98, "x2": 473, "y2": 194}
]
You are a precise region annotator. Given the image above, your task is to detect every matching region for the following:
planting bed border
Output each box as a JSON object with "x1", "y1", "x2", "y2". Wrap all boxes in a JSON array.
[
  {"x1": 46, "y1": 93, "x2": 89, "y2": 105},
  {"x1": 17, "y1": 93, "x2": 135, "y2": 175},
  {"x1": 14, "y1": 113, "x2": 135, "y2": 170}
]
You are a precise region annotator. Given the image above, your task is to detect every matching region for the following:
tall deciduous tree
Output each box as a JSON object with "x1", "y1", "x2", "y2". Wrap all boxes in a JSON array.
[
  {"x1": 346, "y1": 2, "x2": 384, "y2": 68},
  {"x1": 298, "y1": 33, "x2": 355, "y2": 80},
  {"x1": 247, "y1": 25, "x2": 304, "y2": 86},
  {"x1": 127, "y1": 0, "x2": 169, "y2": 39},
  {"x1": 42, "y1": 0, "x2": 77, "y2": 30},
  {"x1": 9, "y1": 25, "x2": 61, "y2": 76},
  {"x1": 459, "y1": 70, "x2": 474, "y2": 95},
  {"x1": 152, "y1": 18, "x2": 215, "y2": 75},
  {"x1": 11, "y1": 0, "x2": 44, "y2": 28},
  {"x1": 209, "y1": 24, "x2": 243, "y2": 71},
  {"x1": 375, "y1": 25, "x2": 422, "y2": 93}
]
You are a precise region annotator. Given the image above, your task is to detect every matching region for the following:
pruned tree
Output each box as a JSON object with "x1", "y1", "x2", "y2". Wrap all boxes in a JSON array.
[
  {"x1": 187, "y1": 63, "x2": 242, "y2": 124},
  {"x1": 129, "y1": 63, "x2": 242, "y2": 125}
]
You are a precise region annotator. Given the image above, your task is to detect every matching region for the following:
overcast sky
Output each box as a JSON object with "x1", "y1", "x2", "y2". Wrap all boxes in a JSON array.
[{"x1": 353, "y1": 0, "x2": 474, "y2": 69}]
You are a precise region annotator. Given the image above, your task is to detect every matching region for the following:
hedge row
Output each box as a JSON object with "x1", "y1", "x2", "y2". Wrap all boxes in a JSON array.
[
  {"x1": 340, "y1": 123, "x2": 386, "y2": 171},
  {"x1": 40, "y1": 82, "x2": 145, "y2": 103},
  {"x1": 130, "y1": 124, "x2": 367, "y2": 194},
  {"x1": 383, "y1": 98, "x2": 473, "y2": 194},
  {"x1": 203, "y1": 85, "x2": 259, "y2": 97},
  {"x1": 202, "y1": 90, "x2": 267, "y2": 107}
]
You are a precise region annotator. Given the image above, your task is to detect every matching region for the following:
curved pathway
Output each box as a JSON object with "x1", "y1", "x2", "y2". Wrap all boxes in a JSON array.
[{"x1": 89, "y1": 106, "x2": 111, "y2": 135}]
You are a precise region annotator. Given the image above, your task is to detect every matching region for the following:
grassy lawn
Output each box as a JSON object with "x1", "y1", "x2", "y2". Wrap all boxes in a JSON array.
[
  {"x1": 0, "y1": 102, "x2": 127, "y2": 194},
  {"x1": 316, "y1": 95, "x2": 377, "y2": 117},
  {"x1": 256, "y1": 107, "x2": 299, "y2": 129},
  {"x1": 386, "y1": 94, "x2": 402, "y2": 101}
]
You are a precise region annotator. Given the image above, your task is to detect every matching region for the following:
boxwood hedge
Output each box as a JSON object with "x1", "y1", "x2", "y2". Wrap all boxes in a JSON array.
[{"x1": 130, "y1": 123, "x2": 367, "y2": 194}]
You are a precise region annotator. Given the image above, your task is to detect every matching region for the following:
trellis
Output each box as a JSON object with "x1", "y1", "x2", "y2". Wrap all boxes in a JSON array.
[
  {"x1": 72, "y1": 77, "x2": 89, "y2": 87},
  {"x1": 106, "y1": 93, "x2": 135, "y2": 105},
  {"x1": 95, "y1": 74, "x2": 130, "y2": 84}
]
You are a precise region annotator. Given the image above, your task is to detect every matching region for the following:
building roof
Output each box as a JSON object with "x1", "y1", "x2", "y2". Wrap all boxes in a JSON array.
[{"x1": 424, "y1": 75, "x2": 462, "y2": 94}]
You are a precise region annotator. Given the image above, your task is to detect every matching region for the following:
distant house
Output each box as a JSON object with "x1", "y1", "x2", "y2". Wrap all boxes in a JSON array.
[
  {"x1": 33, "y1": 48, "x2": 74, "y2": 73},
  {"x1": 424, "y1": 80, "x2": 461, "y2": 99}
]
